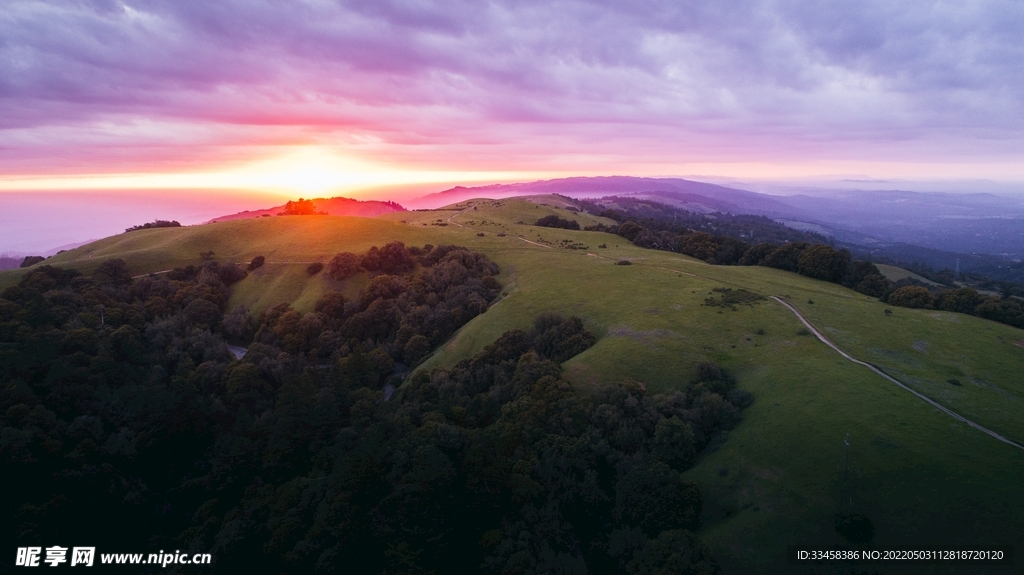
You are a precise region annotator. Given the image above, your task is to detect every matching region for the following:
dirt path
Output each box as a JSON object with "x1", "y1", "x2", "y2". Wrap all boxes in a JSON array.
[
  {"x1": 515, "y1": 237, "x2": 553, "y2": 249},
  {"x1": 770, "y1": 296, "x2": 1024, "y2": 452},
  {"x1": 447, "y1": 207, "x2": 554, "y2": 249},
  {"x1": 131, "y1": 270, "x2": 171, "y2": 279}
]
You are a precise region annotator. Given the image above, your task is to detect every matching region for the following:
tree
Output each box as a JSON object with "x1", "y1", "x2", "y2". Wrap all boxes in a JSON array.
[
  {"x1": 654, "y1": 416, "x2": 697, "y2": 470},
  {"x1": 403, "y1": 335, "x2": 431, "y2": 364},
  {"x1": 529, "y1": 313, "x2": 596, "y2": 363},
  {"x1": 19, "y1": 256, "x2": 45, "y2": 268},
  {"x1": 535, "y1": 215, "x2": 580, "y2": 230},
  {"x1": 738, "y1": 243, "x2": 776, "y2": 266},
  {"x1": 359, "y1": 242, "x2": 415, "y2": 275},
  {"x1": 182, "y1": 298, "x2": 222, "y2": 327},
  {"x1": 278, "y1": 198, "x2": 321, "y2": 215},
  {"x1": 616, "y1": 221, "x2": 646, "y2": 242},
  {"x1": 627, "y1": 530, "x2": 721, "y2": 575},
  {"x1": 615, "y1": 460, "x2": 702, "y2": 535},
  {"x1": 675, "y1": 232, "x2": 719, "y2": 261},
  {"x1": 93, "y1": 258, "x2": 132, "y2": 285},
  {"x1": 853, "y1": 273, "x2": 892, "y2": 298},
  {"x1": 797, "y1": 245, "x2": 850, "y2": 283},
  {"x1": 314, "y1": 292, "x2": 348, "y2": 321},
  {"x1": 327, "y1": 252, "x2": 362, "y2": 280},
  {"x1": 307, "y1": 262, "x2": 324, "y2": 275},
  {"x1": 886, "y1": 286, "x2": 935, "y2": 309},
  {"x1": 937, "y1": 287, "x2": 983, "y2": 314},
  {"x1": 762, "y1": 242, "x2": 809, "y2": 272},
  {"x1": 125, "y1": 220, "x2": 181, "y2": 232},
  {"x1": 248, "y1": 256, "x2": 266, "y2": 271}
]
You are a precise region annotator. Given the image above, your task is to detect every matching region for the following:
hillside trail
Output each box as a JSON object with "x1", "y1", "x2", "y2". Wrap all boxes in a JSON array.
[
  {"x1": 447, "y1": 207, "x2": 553, "y2": 249},
  {"x1": 770, "y1": 296, "x2": 1024, "y2": 453}
]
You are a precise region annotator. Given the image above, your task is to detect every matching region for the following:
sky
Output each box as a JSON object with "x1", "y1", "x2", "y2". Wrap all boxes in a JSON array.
[{"x1": 2, "y1": 0, "x2": 1024, "y2": 251}]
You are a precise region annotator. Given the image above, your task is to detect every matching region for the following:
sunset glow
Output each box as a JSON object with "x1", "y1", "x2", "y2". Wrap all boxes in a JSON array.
[
  {"x1": 0, "y1": 147, "x2": 548, "y2": 196},
  {"x1": 2, "y1": 0, "x2": 1024, "y2": 252}
]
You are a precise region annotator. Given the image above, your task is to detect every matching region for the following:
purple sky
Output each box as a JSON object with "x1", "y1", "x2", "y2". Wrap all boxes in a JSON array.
[{"x1": 2, "y1": 0, "x2": 1024, "y2": 251}]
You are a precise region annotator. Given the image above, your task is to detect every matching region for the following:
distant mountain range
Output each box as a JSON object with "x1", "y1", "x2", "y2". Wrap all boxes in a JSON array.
[
  {"x1": 416, "y1": 177, "x2": 1024, "y2": 263},
  {"x1": 207, "y1": 196, "x2": 405, "y2": 223},
  {"x1": 416, "y1": 176, "x2": 801, "y2": 217}
]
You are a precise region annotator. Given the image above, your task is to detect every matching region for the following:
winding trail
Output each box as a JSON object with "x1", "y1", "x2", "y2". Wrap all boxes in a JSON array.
[{"x1": 770, "y1": 296, "x2": 1024, "y2": 452}]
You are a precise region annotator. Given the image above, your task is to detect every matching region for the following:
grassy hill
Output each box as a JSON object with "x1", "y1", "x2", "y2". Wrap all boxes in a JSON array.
[
  {"x1": 6, "y1": 197, "x2": 1024, "y2": 573},
  {"x1": 876, "y1": 263, "x2": 942, "y2": 286}
]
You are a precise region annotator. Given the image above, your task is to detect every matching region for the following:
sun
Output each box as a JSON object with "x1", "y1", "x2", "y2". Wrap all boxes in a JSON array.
[{"x1": 0, "y1": 145, "x2": 551, "y2": 196}]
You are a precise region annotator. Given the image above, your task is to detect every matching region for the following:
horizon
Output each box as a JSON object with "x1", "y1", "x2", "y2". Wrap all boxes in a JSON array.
[
  {"x1": 4, "y1": 1, "x2": 1024, "y2": 252},
  {"x1": 4, "y1": 173, "x2": 1024, "y2": 255}
]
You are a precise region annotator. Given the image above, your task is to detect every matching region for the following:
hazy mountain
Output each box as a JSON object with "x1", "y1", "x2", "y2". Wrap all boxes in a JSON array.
[{"x1": 415, "y1": 176, "x2": 801, "y2": 216}]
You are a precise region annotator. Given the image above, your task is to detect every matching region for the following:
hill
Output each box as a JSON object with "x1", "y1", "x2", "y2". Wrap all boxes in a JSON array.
[
  {"x1": 415, "y1": 176, "x2": 801, "y2": 217},
  {"x1": 206, "y1": 195, "x2": 405, "y2": 222},
  {"x1": 414, "y1": 177, "x2": 1024, "y2": 275},
  {"x1": 4, "y1": 196, "x2": 1024, "y2": 573}
]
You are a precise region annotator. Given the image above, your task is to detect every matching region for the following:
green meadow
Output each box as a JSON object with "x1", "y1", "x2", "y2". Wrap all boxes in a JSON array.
[{"x1": 6, "y1": 197, "x2": 1023, "y2": 573}]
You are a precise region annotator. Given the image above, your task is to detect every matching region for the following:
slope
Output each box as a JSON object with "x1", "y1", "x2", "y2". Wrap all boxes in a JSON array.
[{"x1": 5, "y1": 196, "x2": 1024, "y2": 573}]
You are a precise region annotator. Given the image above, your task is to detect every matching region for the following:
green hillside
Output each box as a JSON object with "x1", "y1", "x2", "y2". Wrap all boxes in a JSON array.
[
  {"x1": 6, "y1": 197, "x2": 1023, "y2": 573},
  {"x1": 876, "y1": 263, "x2": 941, "y2": 286}
]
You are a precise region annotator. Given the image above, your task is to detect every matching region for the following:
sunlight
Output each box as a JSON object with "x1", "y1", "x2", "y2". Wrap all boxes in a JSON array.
[{"x1": 0, "y1": 146, "x2": 551, "y2": 195}]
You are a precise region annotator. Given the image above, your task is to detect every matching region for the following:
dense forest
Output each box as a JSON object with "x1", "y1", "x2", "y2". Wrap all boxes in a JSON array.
[{"x1": 1, "y1": 241, "x2": 747, "y2": 573}]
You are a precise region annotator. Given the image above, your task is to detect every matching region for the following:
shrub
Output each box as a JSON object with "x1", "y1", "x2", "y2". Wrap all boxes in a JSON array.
[
  {"x1": 307, "y1": 262, "x2": 324, "y2": 275},
  {"x1": 19, "y1": 256, "x2": 45, "y2": 268},
  {"x1": 247, "y1": 256, "x2": 265, "y2": 271},
  {"x1": 616, "y1": 260, "x2": 632, "y2": 266}
]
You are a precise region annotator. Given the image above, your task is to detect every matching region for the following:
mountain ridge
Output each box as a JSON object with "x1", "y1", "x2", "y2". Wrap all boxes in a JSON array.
[{"x1": 206, "y1": 196, "x2": 405, "y2": 223}]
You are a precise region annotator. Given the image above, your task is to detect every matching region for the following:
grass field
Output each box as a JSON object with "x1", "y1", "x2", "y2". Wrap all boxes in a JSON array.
[
  {"x1": 6, "y1": 197, "x2": 1024, "y2": 573},
  {"x1": 876, "y1": 263, "x2": 942, "y2": 286}
]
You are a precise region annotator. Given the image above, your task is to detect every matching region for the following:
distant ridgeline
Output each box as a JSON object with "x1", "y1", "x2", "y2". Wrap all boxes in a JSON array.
[
  {"x1": 0, "y1": 240, "x2": 742, "y2": 572},
  {"x1": 277, "y1": 197, "x2": 325, "y2": 215},
  {"x1": 578, "y1": 197, "x2": 1024, "y2": 329},
  {"x1": 207, "y1": 196, "x2": 406, "y2": 222}
]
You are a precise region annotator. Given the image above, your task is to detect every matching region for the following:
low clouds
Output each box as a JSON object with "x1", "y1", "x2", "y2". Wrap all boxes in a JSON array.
[{"x1": 2, "y1": 0, "x2": 1023, "y2": 174}]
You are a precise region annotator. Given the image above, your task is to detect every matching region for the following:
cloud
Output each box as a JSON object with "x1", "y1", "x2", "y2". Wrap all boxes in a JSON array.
[{"x1": 1, "y1": 0, "x2": 1023, "y2": 175}]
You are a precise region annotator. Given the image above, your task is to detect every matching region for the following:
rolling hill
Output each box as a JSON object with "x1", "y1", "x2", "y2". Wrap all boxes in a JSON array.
[
  {"x1": 4, "y1": 196, "x2": 1023, "y2": 573},
  {"x1": 414, "y1": 177, "x2": 1024, "y2": 279}
]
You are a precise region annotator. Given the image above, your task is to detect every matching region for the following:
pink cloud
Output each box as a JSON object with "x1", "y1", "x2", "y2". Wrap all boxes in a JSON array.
[{"x1": 1, "y1": 0, "x2": 1023, "y2": 176}]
